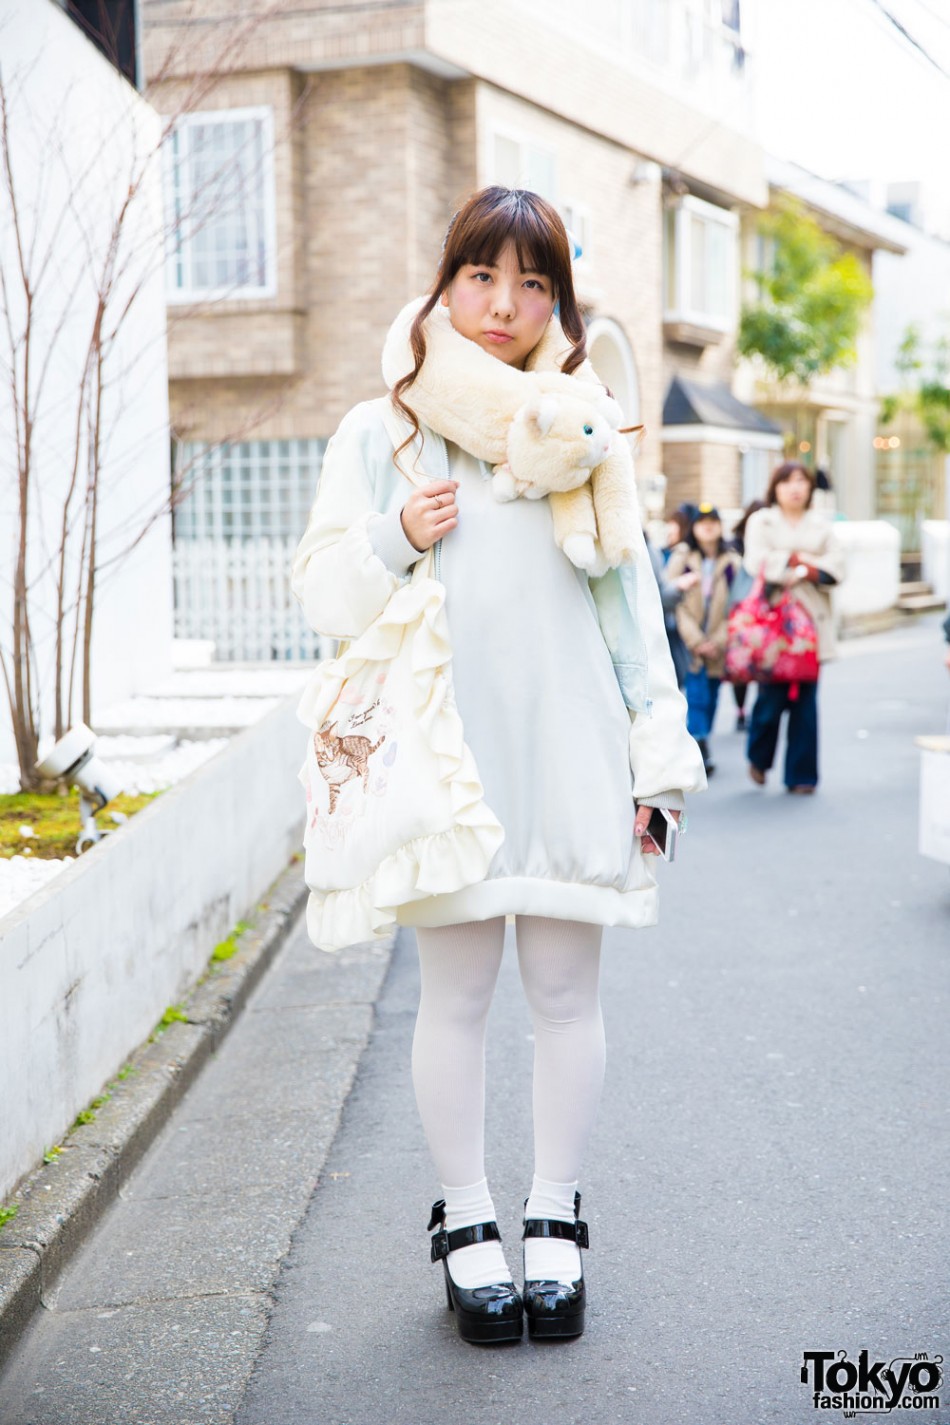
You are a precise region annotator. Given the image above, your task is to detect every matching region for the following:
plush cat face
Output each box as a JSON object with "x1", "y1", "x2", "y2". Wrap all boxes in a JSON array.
[{"x1": 506, "y1": 392, "x2": 615, "y2": 494}]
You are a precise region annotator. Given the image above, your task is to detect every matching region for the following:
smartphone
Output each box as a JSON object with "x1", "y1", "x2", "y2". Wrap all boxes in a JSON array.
[{"x1": 645, "y1": 806, "x2": 678, "y2": 862}]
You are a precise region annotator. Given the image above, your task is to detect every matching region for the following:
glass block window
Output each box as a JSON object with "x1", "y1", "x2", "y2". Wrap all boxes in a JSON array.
[
  {"x1": 164, "y1": 107, "x2": 276, "y2": 300},
  {"x1": 172, "y1": 439, "x2": 327, "y2": 661},
  {"x1": 173, "y1": 439, "x2": 325, "y2": 542}
]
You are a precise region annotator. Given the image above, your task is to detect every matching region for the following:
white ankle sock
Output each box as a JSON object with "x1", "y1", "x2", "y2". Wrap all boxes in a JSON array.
[
  {"x1": 523, "y1": 1175, "x2": 582, "y2": 1287},
  {"x1": 440, "y1": 1179, "x2": 512, "y2": 1290}
]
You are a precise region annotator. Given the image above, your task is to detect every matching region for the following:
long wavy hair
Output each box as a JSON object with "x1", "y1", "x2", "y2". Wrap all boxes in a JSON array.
[{"x1": 391, "y1": 186, "x2": 586, "y2": 456}]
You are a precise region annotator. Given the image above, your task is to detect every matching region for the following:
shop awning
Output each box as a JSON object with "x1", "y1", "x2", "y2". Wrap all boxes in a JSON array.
[{"x1": 662, "y1": 374, "x2": 782, "y2": 437}]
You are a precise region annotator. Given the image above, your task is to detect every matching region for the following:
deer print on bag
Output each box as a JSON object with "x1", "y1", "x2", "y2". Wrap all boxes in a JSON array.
[{"x1": 313, "y1": 722, "x2": 386, "y2": 815}]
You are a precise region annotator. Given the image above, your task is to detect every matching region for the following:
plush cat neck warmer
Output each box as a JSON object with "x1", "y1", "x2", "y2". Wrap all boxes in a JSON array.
[{"x1": 380, "y1": 298, "x2": 641, "y2": 568}]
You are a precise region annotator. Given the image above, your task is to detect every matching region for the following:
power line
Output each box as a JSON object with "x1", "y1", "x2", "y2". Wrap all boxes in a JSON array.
[{"x1": 863, "y1": 0, "x2": 950, "y2": 80}]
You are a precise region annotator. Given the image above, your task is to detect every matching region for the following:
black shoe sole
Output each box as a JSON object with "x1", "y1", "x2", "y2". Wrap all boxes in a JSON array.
[{"x1": 526, "y1": 1309, "x2": 585, "y2": 1340}]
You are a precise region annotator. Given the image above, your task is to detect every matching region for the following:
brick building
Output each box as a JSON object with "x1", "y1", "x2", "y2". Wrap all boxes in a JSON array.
[{"x1": 141, "y1": 0, "x2": 772, "y2": 655}]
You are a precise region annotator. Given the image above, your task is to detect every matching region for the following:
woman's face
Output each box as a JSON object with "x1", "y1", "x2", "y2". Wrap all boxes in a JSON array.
[
  {"x1": 775, "y1": 469, "x2": 812, "y2": 513},
  {"x1": 692, "y1": 516, "x2": 721, "y2": 549},
  {"x1": 441, "y1": 239, "x2": 555, "y2": 370}
]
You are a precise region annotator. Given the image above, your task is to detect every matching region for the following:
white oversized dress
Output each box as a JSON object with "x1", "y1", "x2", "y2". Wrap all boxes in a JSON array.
[
  {"x1": 390, "y1": 445, "x2": 656, "y2": 929},
  {"x1": 293, "y1": 398, "x2": 705, "y2": 942}
]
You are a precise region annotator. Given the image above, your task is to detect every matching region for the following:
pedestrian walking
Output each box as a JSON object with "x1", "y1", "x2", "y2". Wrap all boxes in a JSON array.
[
  {"x1": 291, "y1": 186, "x2": 705, "y2": 1345},
  {"x1": 661, "y1": 507, "x2": 692, "y2": 564},
  {"x1": 742, "y1": 462, "x2": 845, "y2": 793},
  {"x1": 667, "y1": 504, "x2": 740, "y2": 775},
  {"x1": 647, "y1": 528, "x2": 694, "y2": 689},
  {"x1": 727, "y1": 497, "x2": 767, "y2": 730}
]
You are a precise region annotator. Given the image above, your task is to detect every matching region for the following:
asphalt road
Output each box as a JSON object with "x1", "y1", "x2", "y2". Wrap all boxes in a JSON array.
[
  {"x1": 237, "y1": 619, "x2": 950, "y2": 1425},
  {"x1": 1, "y1": 617, "x2": 948, "y2": 1425}
]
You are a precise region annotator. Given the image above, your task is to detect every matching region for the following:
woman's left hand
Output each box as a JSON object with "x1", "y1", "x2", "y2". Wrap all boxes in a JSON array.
[{"x1": 634, "y1": 805, "x2": 682, "y2": 856}]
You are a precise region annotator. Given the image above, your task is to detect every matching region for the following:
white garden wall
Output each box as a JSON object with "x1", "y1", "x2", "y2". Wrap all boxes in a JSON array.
[
  {"x1": 921, "y1": 520, "x2": 949, "y2": 604},
  {"x1": 0, "y1": 0, "x2": 173, "y2": 765},
  {"x1": 834, "y1": 520, "x2": 901, "y2": 617},
  {"x1": 0, "y1": 696, "x2": 307, "y2": 1201}
]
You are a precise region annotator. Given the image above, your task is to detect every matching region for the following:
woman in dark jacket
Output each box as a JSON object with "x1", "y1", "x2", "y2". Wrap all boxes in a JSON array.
[{"x1": 667, "y1": 504, "x2": 739, "y2": 774}]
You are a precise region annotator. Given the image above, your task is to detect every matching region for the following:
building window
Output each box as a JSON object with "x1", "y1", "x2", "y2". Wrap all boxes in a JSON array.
[
  {"x1": 664, "y1": 194, "x2": 737, "y2": 332},
  {"x1": 164, "y1": 107, "x2": 276, "y2": 302},
  {"x1": 171, "y1": 439, "x2": 325, "y2": 660},
  {"x1": 173, "y1": 438, "x2": 324, "y2": 543},
  {"x1": 490, "y1": 129, "x2": 558, "y2": 204},
  {"x1": 561, "y1": 201, "x2": 592, "y2": 264}
]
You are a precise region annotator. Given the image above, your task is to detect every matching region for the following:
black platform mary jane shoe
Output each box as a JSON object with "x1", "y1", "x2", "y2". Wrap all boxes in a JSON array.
[
  {"x1": 428, "y1": 1199, "x2": 524, "y2": 1345},
  {"x1": 522, "y1": 1191, "x2": 589, "y2": 1340}
]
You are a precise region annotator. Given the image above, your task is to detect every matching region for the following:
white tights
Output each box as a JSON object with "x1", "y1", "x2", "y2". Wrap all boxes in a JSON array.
[{"x1": 412, "y1": 916, "x2": 605, "y2": 1288}]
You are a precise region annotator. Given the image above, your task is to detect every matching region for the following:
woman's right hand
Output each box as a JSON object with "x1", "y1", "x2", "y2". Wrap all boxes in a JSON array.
[{"x1": 400, "y1": 480, "x2": 460, "y2": 552}]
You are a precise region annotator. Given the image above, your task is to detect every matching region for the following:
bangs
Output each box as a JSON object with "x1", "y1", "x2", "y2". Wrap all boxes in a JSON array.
[{"x1": 446, "y1": 188, "x2": 567, "y2": 289}]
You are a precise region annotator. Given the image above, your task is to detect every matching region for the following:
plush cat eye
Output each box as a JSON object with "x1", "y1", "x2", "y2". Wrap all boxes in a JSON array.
[{"x1": 583, "y1": 424, "x2": 593, "y2": 435}]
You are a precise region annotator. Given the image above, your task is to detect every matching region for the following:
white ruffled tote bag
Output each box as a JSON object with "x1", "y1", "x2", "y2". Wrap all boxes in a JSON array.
[{"x1": 297, "y1": 407, "x2": 503, "y2": 951}]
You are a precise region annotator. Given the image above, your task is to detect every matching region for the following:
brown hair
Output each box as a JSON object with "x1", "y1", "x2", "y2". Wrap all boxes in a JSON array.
[
  {"x1": 665, "y1": 509, "x2": 692, "y2": 546},
  {"x1": 391, "y1": 187, "x2": 586, "y2": 456},
  {"x1": 732, "y1": 497, "x2": 767, "y2": 549},
  {"x1": 766, "y1": 461, "x2": 815, "y2": 508}
]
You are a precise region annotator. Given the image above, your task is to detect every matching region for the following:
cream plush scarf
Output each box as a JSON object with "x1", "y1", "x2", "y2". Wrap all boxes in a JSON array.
[{"x1": 381, "y1": 298, "x2": 642, "y2": 572}]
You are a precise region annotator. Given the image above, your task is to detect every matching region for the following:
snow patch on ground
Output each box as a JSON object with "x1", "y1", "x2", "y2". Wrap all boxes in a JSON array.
[{"x1": 0, "y1": 855, "x2": 75, "y2": 920}]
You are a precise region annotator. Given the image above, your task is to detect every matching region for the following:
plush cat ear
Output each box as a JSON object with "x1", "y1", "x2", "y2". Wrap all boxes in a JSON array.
[{"x1": 521, "y1": 393, "x2": 559, "y2": 437}]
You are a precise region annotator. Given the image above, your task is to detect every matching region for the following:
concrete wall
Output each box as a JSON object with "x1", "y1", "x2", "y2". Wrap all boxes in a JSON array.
[
  {"x1": 0, "y1": 0, "x2": 173, "y2": 765},
  {"x1": 835, "y1": 520, "x2": 901, "y2": 617},
  {"x1": 874, "y1": 226, "x2": 950, "y2": 394},
  {"x1": 0, "y1": 696, "x2": 306, "y2": 1200}
]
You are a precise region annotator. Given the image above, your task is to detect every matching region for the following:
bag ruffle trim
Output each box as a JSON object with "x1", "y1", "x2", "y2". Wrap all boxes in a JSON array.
[{"x1": 297, "y1": 571, "x2": 505, "y2": 952}]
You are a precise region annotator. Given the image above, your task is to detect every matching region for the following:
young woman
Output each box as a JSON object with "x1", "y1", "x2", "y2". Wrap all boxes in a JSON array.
[
  {"x1": 292, "y1": 188, "x2": 704, "y2": 1344},
  {"x1": 666, "y1": 505, "x2": 739, "y2": 775},
  {"x1": 742, "y1": 462, "x2": 845, "y2": 793}
]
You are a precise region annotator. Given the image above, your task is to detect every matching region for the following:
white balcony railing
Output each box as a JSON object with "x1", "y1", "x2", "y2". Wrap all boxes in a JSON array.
[{"x1": 510, "y1": 0, "x2": 752, "y2": 131}]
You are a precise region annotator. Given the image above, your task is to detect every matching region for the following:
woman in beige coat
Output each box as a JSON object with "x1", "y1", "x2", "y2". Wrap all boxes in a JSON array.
[
  {"x1": 742, "y1": 463, "x2": 846, "y2": 792},
  {"x1": 667, "y1": 505, "x2": 740, "y2": 775}
]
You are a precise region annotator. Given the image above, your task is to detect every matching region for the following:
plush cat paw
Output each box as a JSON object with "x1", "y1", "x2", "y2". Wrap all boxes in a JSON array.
[
  {"x1": 562, "y1": 533, "x2": 598, "y2": 571},
  {"x1": 491, "y1": 465, "x2": 519, "y2": 502}
]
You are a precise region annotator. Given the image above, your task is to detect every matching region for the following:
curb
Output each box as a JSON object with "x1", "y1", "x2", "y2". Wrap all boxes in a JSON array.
[{"x1": 0, "y1": 857, "x2": 310, "y2": 1369}]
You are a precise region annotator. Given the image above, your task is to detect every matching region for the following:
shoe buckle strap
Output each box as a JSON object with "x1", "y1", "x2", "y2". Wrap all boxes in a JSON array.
[
  {"x1": 430, "y1": 1228, "x2": 450, "y2": 1263},
  {"x1": 522, "y1": 1216, "x2": 589, "y2": 1249},
  {"x1": 427, "y1": 1198, "x2": 447, "y2": 1232},
  {"x1": 430, "y1": 1219, "x2": 501, "y2": 1263}
]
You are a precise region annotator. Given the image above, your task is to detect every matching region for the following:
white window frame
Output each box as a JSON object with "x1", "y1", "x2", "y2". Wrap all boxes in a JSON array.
[
  {"x1": 164, "y1": 105, "x2": 277, "y2": 304},
  {"x1": 486, "y1": 123, "x2": 559, "y2": 204},
  {"x1": 664, "y1": 193, "x2": 738, "y2": 332},
  {"x1": 561, "y1": 200, "x2": 593, "y2": 267}
]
